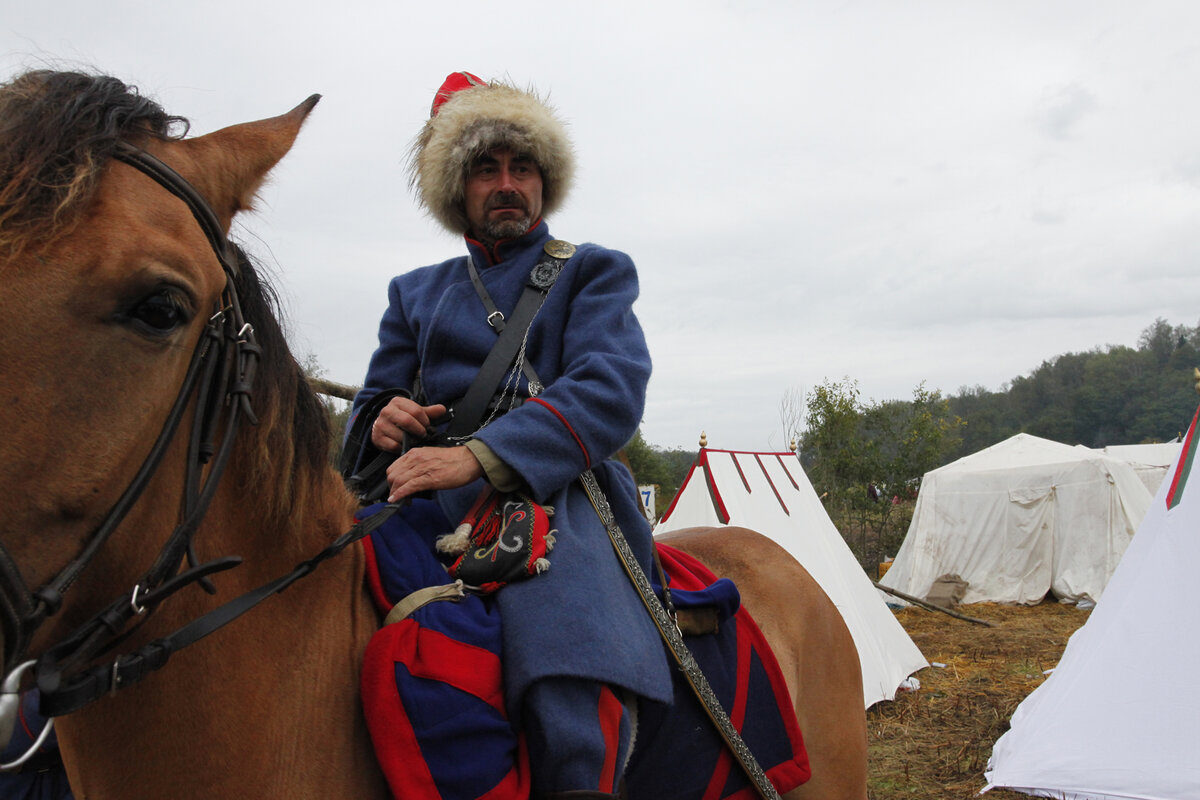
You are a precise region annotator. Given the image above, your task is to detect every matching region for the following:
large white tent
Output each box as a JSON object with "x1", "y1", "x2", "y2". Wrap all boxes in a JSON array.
[
  {"x1": 985, "y1": 414, "x2": 1200, "y2": 799},
  {"x1": 653, "y1": 447, "x2": 927, "y2": 709},
  {"x1": 1102, "y1": 441, "x2": 1182, "y2": 496},
  {"x1": 879, "y1": 433, "x2": 1152, "y2": 606}
]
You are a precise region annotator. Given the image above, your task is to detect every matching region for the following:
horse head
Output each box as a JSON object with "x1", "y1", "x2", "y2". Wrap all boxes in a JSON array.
[{"x1": 0, "y1": 68, "x2": 322, "y2": 683}]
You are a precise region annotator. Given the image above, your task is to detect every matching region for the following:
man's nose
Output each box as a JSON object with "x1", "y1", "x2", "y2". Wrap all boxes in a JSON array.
[{"x1": 496, "y1": 167, "x2": 518, "y2": 191}]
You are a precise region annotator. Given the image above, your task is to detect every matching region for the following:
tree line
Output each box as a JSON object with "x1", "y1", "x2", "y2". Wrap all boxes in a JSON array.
[
  {"x1": 791, "y1": 317, "x2": 1200, "y2": 569},
  {"x1": 946, "y1": 317, "x2": 1199, "y2": 459}
]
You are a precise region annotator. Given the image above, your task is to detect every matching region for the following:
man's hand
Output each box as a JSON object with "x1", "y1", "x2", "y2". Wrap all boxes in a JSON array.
[
  {"x1": 386, "y1": 445, "x2": 484, "y2": 502},
  {"x1": 370, "y1": 396, "x2": 448, "y2": 453}
]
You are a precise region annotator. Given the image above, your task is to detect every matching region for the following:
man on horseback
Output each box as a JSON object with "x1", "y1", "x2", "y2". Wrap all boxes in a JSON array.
[{"x1": 344, "y1": 71, "x2": 670, "y2": 799}]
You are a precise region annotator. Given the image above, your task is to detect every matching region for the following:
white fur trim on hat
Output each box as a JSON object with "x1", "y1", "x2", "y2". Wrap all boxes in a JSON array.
[{"x1": 409, "y1": 80, "x2": 575, "y2": 235}]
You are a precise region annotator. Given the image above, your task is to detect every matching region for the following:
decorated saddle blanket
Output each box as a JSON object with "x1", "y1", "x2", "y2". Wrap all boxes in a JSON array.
[{"x1": 358, "y1": 501, "x2": 810, "y2": 800}]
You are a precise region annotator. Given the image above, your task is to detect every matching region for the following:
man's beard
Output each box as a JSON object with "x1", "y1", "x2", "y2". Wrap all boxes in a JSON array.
[
  {"x1": 480, "y1": 214, "x2": 532, "y2": 243},
  {"x1": 478, "y1": 192, "x2": 532, "y2": 243}
]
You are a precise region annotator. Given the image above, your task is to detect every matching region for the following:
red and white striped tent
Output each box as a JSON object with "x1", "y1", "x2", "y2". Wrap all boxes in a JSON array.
[
  {"x1": 985, "y1": 406, "x2": 1200, "y2": 799},
  {"x1": 653, "y1": 447, "x2": 927, "y2": 709}
]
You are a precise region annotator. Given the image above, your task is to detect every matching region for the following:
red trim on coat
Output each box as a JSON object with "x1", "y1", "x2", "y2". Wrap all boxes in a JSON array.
[
  {"x1": 528, "y1": 397, "x2": 591, "y2": 469},
  {"x1": 598, "y1": 685, "x2": 624, "y2": 792},
  {"x1": 465, "y1": 218, "x2": 545, "y2": 266}
]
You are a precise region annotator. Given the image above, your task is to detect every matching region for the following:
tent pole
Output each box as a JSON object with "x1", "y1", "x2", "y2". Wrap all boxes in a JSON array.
[{"x1": 874, "y1": 582, "x2": 996, "y2": 627}]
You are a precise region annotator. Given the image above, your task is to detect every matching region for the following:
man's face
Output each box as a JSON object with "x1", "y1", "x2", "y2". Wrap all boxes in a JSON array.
[{"x1": 464, "y1": 147, "x2": 544, "y2": 244}]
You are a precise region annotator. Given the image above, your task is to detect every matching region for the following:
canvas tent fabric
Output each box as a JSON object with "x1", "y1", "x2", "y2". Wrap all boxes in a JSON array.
[
  {"x1": 1102, "y1": 441, "x2": 1182, "y2": 496},
  {"x1": 984, "y1": 409, "x2": 1200, "y2": 799},
  {"x1": 653, "y1": 448, "x2": 927, "y2": 709},
  {"x1": 879, "y1": 433, "x2": 1152, "y2": 606}
]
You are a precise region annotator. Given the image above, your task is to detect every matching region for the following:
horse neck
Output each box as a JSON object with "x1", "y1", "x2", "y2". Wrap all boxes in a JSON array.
[{"x1": 54, "y1": 451, "x2": 388, "y2": 798}]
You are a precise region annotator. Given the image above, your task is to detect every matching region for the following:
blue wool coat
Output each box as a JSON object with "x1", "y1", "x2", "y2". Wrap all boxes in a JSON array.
[{"x1": 349, "y1": 222, "x2": 672, "y2": 710}]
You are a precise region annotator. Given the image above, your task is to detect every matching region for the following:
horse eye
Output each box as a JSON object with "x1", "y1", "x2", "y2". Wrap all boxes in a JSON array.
[{"x1": 128, "y1": 290, "x2": 190, "y2": 335}]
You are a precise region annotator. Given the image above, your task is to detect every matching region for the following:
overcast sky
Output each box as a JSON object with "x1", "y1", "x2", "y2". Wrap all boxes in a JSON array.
[{"x1": 6, "y1": 1, "x2": 1200, "y2": 451}]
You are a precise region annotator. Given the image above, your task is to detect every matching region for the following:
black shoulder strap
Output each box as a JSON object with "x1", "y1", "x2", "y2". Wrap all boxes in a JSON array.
[{"x1": 446, "y1": 240, "x2": 575, "y2": 439}]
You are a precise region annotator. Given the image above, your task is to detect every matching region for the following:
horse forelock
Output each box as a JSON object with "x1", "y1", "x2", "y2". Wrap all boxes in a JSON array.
[
  {"x1": 230, "y1": 250, "x2": 342, "y2": 529},
  {"x1": 0, "y1": 69, "x2": 189, "y2": 257}
]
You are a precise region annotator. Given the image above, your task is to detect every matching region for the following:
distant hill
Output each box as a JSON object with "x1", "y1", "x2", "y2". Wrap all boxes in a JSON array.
[{"x1": 945, "y1": 318, "x2": 1197, "y2": 461}]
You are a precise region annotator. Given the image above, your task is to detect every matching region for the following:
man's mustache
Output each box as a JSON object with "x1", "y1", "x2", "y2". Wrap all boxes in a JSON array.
[{"x1": 486, "y1": 192, "x2": 528, "y2": 213}]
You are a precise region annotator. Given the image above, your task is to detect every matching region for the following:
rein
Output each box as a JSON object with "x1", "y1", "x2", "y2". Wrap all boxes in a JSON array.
[{"x1": 0, "y1": 142, "x2": 384, "y2": 762}]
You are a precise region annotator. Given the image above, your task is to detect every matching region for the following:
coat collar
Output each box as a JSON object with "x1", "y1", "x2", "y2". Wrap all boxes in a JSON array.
[{"x1": 465, "y1": 219, "x2": 550, "y2": 266}]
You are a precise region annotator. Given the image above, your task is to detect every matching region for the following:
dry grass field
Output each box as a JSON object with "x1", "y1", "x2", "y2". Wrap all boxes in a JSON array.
[{"x1": 867, "y1": 600, "x2": 1092, "y2": 799}]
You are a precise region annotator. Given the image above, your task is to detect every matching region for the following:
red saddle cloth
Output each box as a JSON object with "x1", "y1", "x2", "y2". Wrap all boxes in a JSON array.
[{"x1": 359, "y1": 506, "x2": 809, "y2": 800}]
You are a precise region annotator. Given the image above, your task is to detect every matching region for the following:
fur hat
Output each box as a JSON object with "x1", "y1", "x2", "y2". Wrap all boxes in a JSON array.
[{"x1": 409, "y1": 72, "x2": 575, "y2": 235}]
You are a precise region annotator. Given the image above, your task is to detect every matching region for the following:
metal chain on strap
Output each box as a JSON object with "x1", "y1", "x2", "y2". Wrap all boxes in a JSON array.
[
  {"x1": 465, "y1": 254, "x2": 544, "y2": 399},
  {"x1": 578, "y1": 470, "x2": 782, "y2": 800}
]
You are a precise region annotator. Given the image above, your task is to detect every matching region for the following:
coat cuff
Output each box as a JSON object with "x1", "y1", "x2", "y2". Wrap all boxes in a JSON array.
[{"x1": 464, "y1": 439, "x2": 523, "y2": 492}]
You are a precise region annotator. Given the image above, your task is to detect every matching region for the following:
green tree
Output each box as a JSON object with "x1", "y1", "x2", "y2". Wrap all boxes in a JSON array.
[
  {"x1": 800, "y1": 378, "x2": 964, "y2": 569},
  {"x1": 622, "y1": 429, "x2": 696, "y2": 518},
  {"x1": 864, "y1": 384, "x2": 964, "y2": 559},
  {"x1": 800, "y1": 377, "x2": 873, "y2": 499}
]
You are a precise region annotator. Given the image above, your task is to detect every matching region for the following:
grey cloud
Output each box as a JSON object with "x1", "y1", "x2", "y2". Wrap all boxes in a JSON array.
[{"x1": 1034, "y1": 83, "x2": 1098, "y2": 141}]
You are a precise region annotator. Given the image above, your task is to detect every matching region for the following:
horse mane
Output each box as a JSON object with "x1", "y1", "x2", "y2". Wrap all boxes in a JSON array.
[
  {"x1": 0, "y1": 69, "x2": 188, "y2": 256},
  {"x1": 230, "y1": 248, "x2": 344, "y2": 529}
]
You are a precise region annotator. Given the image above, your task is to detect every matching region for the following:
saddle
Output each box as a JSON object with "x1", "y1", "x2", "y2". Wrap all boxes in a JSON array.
[{"x1": 356, "y1": 502, "x2": 810, "y2": 800}]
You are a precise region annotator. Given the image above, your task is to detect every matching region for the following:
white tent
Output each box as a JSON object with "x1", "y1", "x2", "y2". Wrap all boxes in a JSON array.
[
  {"x1": 985, "y1": 413, "x2": 1200, "y2": 799},
  {"x1": 1102, "y1": 441, "x2": 1182, "y2": 496},
  {"x1": 653, "y1": 447, "x2": 927, "y2": 709},
  {"x1": 879, "y1": 433, "x2": 1152, "y2": 606}
]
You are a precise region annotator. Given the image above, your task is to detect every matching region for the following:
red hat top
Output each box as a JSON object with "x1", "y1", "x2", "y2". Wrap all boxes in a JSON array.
[{"x1": 430, "y1": 71, "x2": 486, "y2": 117}]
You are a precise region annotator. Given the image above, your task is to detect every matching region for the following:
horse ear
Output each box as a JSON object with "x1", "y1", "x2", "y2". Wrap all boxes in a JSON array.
[{"x1": 179, "y1": 95, "x2": 321, "y2": 226}]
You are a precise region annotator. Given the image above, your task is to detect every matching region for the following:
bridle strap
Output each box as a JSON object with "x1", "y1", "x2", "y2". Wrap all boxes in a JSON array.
[
  {"x1": 0, "y1": 142, "x2": 254, "y2": 687},
  {"x1": 28, "y1": 321, "x2": 219, "y2": 628},
  {"x1": 110, "y1": 143, "x2": 241, "y2": 279},
  {"x1": 37, "y1": 503, "x2": 402, "y2": 716},
  {"x1": 5, "y1": 141, "x2": 391, "y2": 719}
]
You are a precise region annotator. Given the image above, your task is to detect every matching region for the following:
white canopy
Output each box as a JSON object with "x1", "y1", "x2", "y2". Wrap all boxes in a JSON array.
[
  {"x1": 653, "y1": 448, "x2": 927, "y2": 709},
  {"x1": 879, "y1": 433, "x2": 1152, "y2": 606},
  {"x1": 985, "y1": 414, "x2": 1200, "y2": 799}
]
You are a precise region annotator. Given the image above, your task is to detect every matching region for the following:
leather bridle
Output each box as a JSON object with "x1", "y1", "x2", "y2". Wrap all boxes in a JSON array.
[
  {"x1": 0, "y1": 142, "x2": 261, "y2": 761},
  {"x1": 0, "y1": 140, "x2": 396, "y2": 769}
]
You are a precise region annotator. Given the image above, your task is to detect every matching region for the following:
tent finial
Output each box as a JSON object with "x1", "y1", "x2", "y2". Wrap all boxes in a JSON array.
[
  {"x1": 1193, "y1": 367, "x2": 1200, "y2": 394},
  {"x1": 699, "y1": 431, "x2": 707, "y2": 449},
  {"x1": 790, "y1": 439, "x2": 798, "y2": 453}
]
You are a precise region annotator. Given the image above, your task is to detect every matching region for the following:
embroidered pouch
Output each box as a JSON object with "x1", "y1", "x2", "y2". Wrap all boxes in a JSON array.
[{"x1": 436, "y1": 487, "x2": 556, "y2": 593}]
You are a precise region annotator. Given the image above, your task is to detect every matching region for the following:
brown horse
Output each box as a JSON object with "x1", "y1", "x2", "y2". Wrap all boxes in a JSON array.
[{"x1": 0, "y1": 70, "x2": 866, "y2": 799}]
